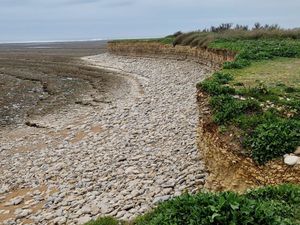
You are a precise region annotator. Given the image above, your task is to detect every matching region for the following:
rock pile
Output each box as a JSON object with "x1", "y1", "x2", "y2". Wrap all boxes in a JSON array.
[{"x1": 0, "y1": 53, "x2": 210, "y2": 224}]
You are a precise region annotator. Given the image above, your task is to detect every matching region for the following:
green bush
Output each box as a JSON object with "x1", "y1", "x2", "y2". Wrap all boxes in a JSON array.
[
  {"x1": 213, "y1": 72, "x2": 234, "y2": 83},
  {"x1": 247, "y1": 119, "x2": 300, "y2": 164},
  {"x1": 240, "y1": 83, "x2": 270, "y2": 97},
  {"x1": 223, "y1": 59, "x2": 251, "y2": 69},
  {"x1": 199, "y1": 72, "x2": 235, "y2": 95},
  {"x1": 134, "y1": 185, "x2": 300, "y2": 225},
  {"x1": 210, "y1": 95, "x2": 261, "y2": 124},
  {"x1": 200, "y1": 80, "x2": 235, "y2": 95},
  {"x1": 212, "y1": 39, "x2": 300, "y2": 69},
  {"x1": 233, "y1": 109, "x2": 279, "y2": 130},
  {"x1": 245, "y1": 184, "x2": 300, "y2": 205},
  {"x1": 85, "y1": 217, "x2": 120, "y2": 225}
]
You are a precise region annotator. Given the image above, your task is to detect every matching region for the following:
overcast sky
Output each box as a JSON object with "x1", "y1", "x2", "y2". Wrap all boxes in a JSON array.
[{"x1": 0, "y1": 0, "x2": 299, "y2": 42}]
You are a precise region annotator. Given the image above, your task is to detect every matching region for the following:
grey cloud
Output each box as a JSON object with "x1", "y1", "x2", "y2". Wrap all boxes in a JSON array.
[
  {"x1": 0, "y1": 0, "x2": 299, "y2": 42},
  {"x1": 0, "y1": 0, "x2": 135, "y2": 7},
  {"x1": 103, "y1": 0, "x2": 135, "y2": 7}
]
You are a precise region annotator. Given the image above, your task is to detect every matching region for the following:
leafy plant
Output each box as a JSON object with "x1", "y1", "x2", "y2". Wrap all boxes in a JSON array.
[
  {"x1": 85, "y1": 216, "x2": 121, "y2": 225},
  {"x1": 246, "y1": 119, "x2": 300, "y2": 164},
  {"x1": 210, "y1": 95, "x2": 261, "y2": 124},
  {"x1": 133, "y1": 185, "x2": 300, "y2": 225},
  {"x1": 198, "y1": 72, "x2": 235, "y2": 95},
  {"x1": 223, "y1": 59, "x2": 251, "y2": 69}
]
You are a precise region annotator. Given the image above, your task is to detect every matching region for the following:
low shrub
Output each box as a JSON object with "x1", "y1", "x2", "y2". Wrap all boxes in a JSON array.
[
  {"x1": 234, "y1": 109, "x2": 279, "y2": 131},
  {"x1": 245, "y1": 184, "x2": 300, "y2": 205},
  {"x1": 213, "y1": 72, "x2": 234, "y2": 84},
  {"x1": 133, "y1": 185, "x2": 300, "y2": 225},
  {"x1": 241, "y1": 83, "x2": 270, "y2": 96},
  {"x1": 198, "y1": 72, "x2": 235, "y2": 95},
  {"x1": 200, "y1": 80, "x2": 235, "y2": 96},
  {"x1": 85, "y1": 216, "x2": 120, "y2": 225},
  {"x1": 223, "y1": 59, "x2": 251, "y2": 69},
  {"x1": 246, "y1": 119, "x2": 300, "y2": 164},
  {"x1": 210, "y1": 95, "x2": 261, "y2": 124}
]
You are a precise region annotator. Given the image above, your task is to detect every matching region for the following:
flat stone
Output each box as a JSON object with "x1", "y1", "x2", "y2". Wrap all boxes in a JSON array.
[
  {"x1": 3, "y1": 219, "x2": 16, "y2": 225},
  {"x1": 76, "y1": 215, "x2": 92, "y2": 224},
  {"x1": 15, "y1": 209, "x2": 32, "y2": 219},
  {"x1": 125, "y1": 166, "x2": 139, "y2": 174},
  {"x1": 294, "y1": 146, "x2": 300, "y2": 156},
  {"x1": 0, "y1": 210, "x2": 10, "y2": 214},
  {"x1": 116, "y1": 210, "x2": 126, "y2": 218},
  {"x1": 99, "y1": 203, "x2": 112, "y2": 214},
  {"x1": 90, "y1": 205, "x2": 100, "y2": 216},
  {"x1": 162, "y1": 181, "x2": 176, "y2": 188},
  {"x1": 10, "y1": 197, "x2": 24, "y2": 205},
  {"x1": 77, "y1": 205, "x2": 91, "y2": 215},
  {"x1": 53, "y1": 216, "x2": 67, "y2": 225},
  {"x1": 123, "y1": 204, "x2": 134, "y2": 211},
  {"x1": 153, "y1": 195, "x2": 171, "y2": 204},
  {"x1": 284, "y1": 155, "x2": 299, "y2": 166}
]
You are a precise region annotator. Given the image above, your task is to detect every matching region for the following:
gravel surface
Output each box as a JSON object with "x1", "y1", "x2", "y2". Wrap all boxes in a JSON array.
[{"x1": 0, "y1": 53, "x2": 211, "y2": 224}]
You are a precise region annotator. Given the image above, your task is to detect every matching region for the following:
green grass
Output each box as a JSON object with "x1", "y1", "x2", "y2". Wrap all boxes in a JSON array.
[
  {"x1": 210, "y1": 39, "x2": 300, "y2": 70},
  {"x1": 86, "y1": 184, "x2": 300, "y2": 225},
  {"x1": 225, "y1": 58, "x2": 300, "y2": 88}
]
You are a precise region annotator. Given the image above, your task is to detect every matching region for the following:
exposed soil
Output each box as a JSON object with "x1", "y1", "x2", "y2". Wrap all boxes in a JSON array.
[{"x1": 197, "y1": 90, "x2": 300, "y2": 193}]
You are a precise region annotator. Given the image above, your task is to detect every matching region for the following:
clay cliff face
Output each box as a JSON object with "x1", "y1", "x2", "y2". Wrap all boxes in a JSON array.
[{"x1": 108, "y1": 42, "x2": 236, "y2": 70}]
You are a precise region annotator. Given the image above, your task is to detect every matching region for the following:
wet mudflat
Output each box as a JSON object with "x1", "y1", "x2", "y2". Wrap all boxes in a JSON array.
[{"x1": 0, "y1": 41, "x2": 125, "y2": 127}]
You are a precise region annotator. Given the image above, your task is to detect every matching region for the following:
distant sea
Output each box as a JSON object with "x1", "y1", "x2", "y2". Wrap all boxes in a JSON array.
[{"x1": 0, "y1": 38, "x2": 103, "y2": 44}]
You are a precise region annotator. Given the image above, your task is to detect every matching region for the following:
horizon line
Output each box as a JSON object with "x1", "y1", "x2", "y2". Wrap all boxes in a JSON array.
[{"x1": 0, "y1": 38, "x2": 106, "y2": 44}]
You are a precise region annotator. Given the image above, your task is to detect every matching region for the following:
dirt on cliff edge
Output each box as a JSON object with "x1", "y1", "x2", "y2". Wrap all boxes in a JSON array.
[{"x1": 197, "y1": 90, "x2": 300, "y2": 193}]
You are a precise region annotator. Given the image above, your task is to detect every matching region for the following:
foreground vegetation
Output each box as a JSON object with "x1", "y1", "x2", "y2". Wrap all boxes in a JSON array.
[{"x1": 86, "y1": 184, "x2": 300, "y2": 225}]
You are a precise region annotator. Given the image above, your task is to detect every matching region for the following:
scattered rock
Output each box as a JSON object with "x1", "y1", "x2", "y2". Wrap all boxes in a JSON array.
[
  {"x1": 15, "y1": 209, "x2": 32, "y2": 219},
  {"x1": 3, "y1": 219, "x2": 16, "y2": 225},
  {"x1": 0, "y1": 186, "x2": 9, "y2": 194},
  {"x1": 53, "y1": 216, "x2": 67, "y2": 225},
  {"x1": 0, "y1": 210, "x2": 10, "y2": 214},
  {"x1": 294, "y1": 146, "x2": 300, "y2": 156},
  {"x1": 77, "y1": 205, "x2": 91, "y2": 215},
  {"x1": 99, "y1": 203, "x2": 112, "y2": 214},
  {"x1": 284, "y1": 155, "x2": 299, "y2": 166},
  {"x1": 10, "y1": 197, "x2": 24, "y2": 205},
  {"x1": 123, "y1": 204, "x2": 134, "y2": 211},
  {"x1": 76, "y1": 215, "x2": 92, "y2": 224},
  {"x1": 153, "y1": 195, "x2": 171, "y2": 204}
]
